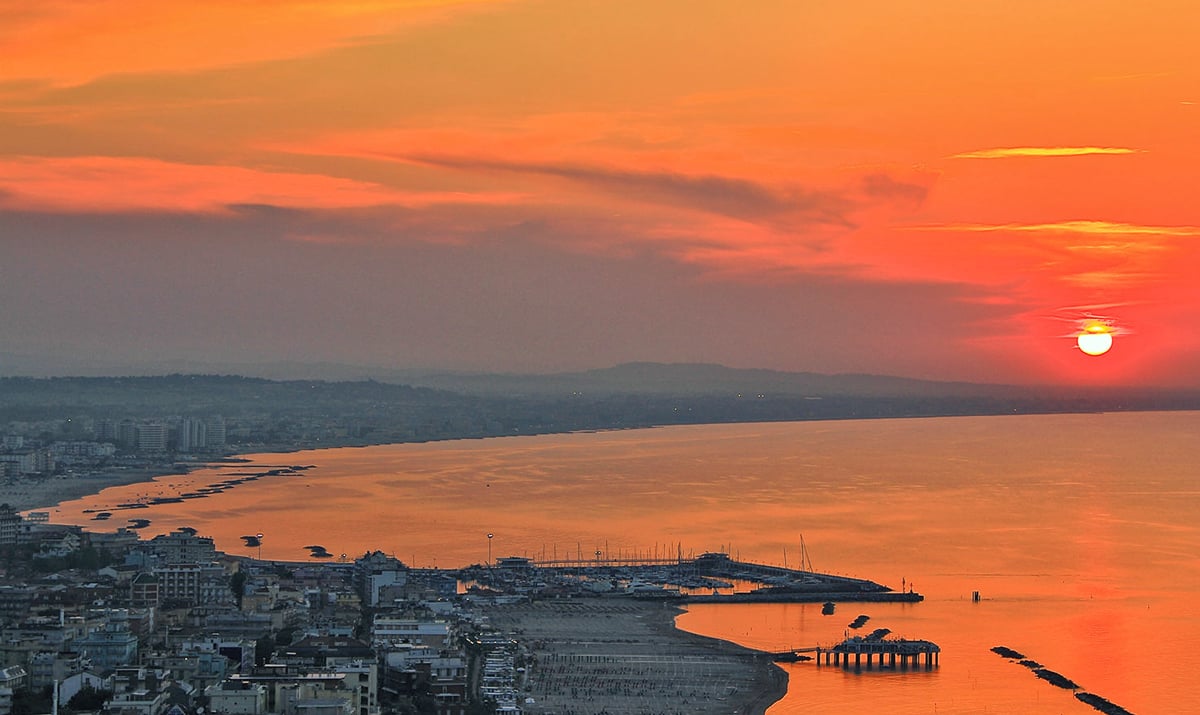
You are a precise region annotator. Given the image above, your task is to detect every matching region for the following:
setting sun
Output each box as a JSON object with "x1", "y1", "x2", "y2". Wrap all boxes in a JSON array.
[{"x1": 1077, "y1": 322, "x2": 1115, "y2": 356}]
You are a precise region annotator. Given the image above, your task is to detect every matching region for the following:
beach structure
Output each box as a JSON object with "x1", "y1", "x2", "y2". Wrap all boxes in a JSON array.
[{"x1": 815, "y1": 636, "x2": 941, "y2": 670}]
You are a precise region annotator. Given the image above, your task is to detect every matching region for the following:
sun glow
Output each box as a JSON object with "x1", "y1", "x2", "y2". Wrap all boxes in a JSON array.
[{"x1": 1077, "y1": 322, "x2": 1114, "y2": 356}]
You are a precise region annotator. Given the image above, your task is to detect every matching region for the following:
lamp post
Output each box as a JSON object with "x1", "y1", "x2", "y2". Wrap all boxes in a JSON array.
[
  {"x1": 256, "y1": 533, "x2": 263, "y2": 561},
  {"x1": 487, "y1": 533, "x2": 494, "y2": 567}
]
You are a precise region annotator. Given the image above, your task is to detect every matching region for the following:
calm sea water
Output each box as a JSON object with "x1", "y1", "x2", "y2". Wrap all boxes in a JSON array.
[{"x1": 51, "y1": 412, "x2": 1200, "y2": 714}]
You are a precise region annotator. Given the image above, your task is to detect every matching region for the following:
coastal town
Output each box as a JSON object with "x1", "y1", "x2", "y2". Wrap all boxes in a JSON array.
[
  {"x1": 0, "y1": 375, "x2": 954, "y2": 715},
  {"x1": 0, "y1": 406, "x2": 935, "y2": 715},
  {"x1": 0, "y1": 502, "x2": 805, "y2": 715},
  {"x1": 0, "y1": 405, "x2": 809, "y2": 715}
]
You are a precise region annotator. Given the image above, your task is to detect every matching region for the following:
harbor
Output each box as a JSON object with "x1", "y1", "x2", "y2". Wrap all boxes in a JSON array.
[{"x1": 466, "y1": 550, "x2": 924, "y2": 604}]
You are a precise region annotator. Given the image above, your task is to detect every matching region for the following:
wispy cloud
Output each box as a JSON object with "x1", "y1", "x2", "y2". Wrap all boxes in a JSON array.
[
  {"x1": 951, "y1": 147, "x2": 1142, "y2": 159},
  {"x1": 910, "y1": 220, "x2": 1200, "y2": 236},
  {"x1": 1061, "y1": 270, "x2": 1164, "y2": 289},
  {"x1": 0, "y1": 0, "x2": 503, "y2": 85},
  {"x1": 0, "y1": 156, "x2": 521, "y2": 213},
  {"x1": 406, "y1": 153, "x2": 857, "y2": 226}
]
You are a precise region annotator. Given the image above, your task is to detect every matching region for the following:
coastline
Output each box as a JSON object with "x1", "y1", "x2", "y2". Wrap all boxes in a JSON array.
[
  {"x1": 5, "y1": 466, "x2": 194, "y2": 513},
  {"x1": 10, "y1": 409, "x2": 1190, "y2": 516},
  {"x1": 483, "y1": 597, "x2": 788, "y2": 714}
]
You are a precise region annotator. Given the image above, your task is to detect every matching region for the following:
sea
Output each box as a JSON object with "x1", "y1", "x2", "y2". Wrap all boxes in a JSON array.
[{"x1": 48, "y1": 411, "x2": 1200, "y2": 714}]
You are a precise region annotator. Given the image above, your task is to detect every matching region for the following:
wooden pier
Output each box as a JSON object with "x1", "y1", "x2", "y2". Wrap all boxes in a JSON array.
[{"x1": 777, "y1": 637, "x2": 940, "y2": 670}]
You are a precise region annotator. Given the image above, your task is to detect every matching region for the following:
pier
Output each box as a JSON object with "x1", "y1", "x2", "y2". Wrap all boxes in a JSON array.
[{"x1": 780, "y1": 637, "x2": 940, "y2": 670}]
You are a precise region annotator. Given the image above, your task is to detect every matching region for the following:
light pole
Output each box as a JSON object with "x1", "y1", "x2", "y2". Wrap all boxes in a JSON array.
[
  {"x1": 487, "y1": 533, "x2": 493, "y2": 567},
  {"x1": 256, "y1": 533, "x2": 263, "y2": 561}
]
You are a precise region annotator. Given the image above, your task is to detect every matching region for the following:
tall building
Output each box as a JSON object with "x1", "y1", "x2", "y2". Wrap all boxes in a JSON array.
[
  {"x1": 144, "y1": 528, "x2": 218, "y2": 564},
  {"x1": 154, "y1": 564, "x2": 231, "y2": 607},
  {"x1": 206, "y1": 417, "x2": 227, "y2": 449},
  {"x1": 118, "y1": 420, "x2": 139, "y2": 448},
  {"x1": 136, "y1": 423, "x2": 168, "y2": 452},
  {"x1": 178, "y1": 418, "x2": 208, "y2": 452},
  {"x1": 95, "y1": 419, "x2": 118, "y2": 442},
  {"x1": 0, "y1": 504, "x2": 21, "y2": 546},
  {"x1": 0, "y1": 452, "x2": 55, "y2": 476}
]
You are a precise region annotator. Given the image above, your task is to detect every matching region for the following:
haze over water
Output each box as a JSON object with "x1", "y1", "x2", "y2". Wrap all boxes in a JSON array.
[{"x1": 51, "y1": 412, "x2": 1200, "y2": 713}]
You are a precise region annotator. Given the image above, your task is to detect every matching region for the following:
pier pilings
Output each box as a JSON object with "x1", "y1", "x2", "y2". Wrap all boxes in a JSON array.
[{"x1": 813, "y1": 637, "x2": 940, "y2": 671}]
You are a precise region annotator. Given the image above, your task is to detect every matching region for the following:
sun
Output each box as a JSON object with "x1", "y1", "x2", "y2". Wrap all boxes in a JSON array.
[{"x1": 1077, "y1": 322, "x2": 1114, "y2": 356}]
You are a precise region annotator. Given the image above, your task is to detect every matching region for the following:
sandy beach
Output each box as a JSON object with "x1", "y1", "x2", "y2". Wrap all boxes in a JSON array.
[
  {"x1": 484, "y1": 597, "x2": 787, "y2": 715},
  {"x1": 2, "y1": 467, "x2": 190, "y2": 513}
]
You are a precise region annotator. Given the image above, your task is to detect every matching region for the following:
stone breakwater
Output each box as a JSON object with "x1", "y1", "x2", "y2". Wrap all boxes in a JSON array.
[{"x1": 484, "y1": 597, "x2": 787, "y2": 715}]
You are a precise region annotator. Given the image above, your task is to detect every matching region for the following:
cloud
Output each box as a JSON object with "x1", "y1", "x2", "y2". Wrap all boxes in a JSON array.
[
  {"x1": 1060, "y1": 270, "x2": 1164, "y2": 289},
  {"x1": 859, "y1": 173, "x2": 930, "y2": 205},
  {"x1": 910, "y1": 220, "x2": 1200, "y2": 237},
  {"x1": 951, "y1": 147, "x2": 1142, "y2": 159},
  {"x1": 0, "y1": 206, "x2": 1028, "y2": 381},
  {"x1": 0, "y1": 0, "x2": 504, "y2": 85},
  {"x1": 406, "y1": 153, "x2": 855, "y2": 226},
  {"x1": 0, "y1": 156, "x2": 522, "y2": 213}
]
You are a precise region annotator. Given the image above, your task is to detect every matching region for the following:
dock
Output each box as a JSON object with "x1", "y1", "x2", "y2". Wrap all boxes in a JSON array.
[
  {"x1": 682, "y1": 590, "x2": 921, "y2": 604},
  {"x1": 775, "y1": 636, "x2": 940, "y2": 670}
]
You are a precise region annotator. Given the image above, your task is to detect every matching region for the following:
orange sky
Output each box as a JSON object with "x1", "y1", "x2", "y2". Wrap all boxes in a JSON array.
[{"x1": 2, "y1": 0, "x2": 1198, "y2": 385}]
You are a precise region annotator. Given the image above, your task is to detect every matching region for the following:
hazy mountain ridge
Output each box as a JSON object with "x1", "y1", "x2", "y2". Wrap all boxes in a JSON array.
[
  {"x1": 3, "y1": 366, "x2": 1199, "y2": 451},
  {"x1": 438, "y1": 362, "x2": 1021, "y2": 397},
  {"x1": 1, "y1": 356, "x2": 1015, "y2": 397},
  {"x1": 3, "y1": 362, "x2": 1197, "y2": 419}
]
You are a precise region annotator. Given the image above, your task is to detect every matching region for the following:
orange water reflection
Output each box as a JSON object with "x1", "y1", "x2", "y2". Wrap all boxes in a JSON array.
[{"x1": 50, "y1": 413, "x2": 1200, "y2": 713}]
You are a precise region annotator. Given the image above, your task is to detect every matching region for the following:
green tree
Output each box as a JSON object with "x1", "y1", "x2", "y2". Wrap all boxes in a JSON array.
[
  {"x1": 255, "y1": 632, "x2": 275, "y2": 666},
  {"x1": 230, "y1": 571, "x2": 247, "y2": 608},
  {"x1": 67, "y1": 685, "x2": 112, "y2": 712},
  {"x1": 12, "y1": 686, "x2": 52, "y2": 715}
]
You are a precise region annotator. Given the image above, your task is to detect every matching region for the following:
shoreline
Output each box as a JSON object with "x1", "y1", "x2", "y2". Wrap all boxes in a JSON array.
[
  {"x1": 5, "y1": 467, "x2": 194, "y2": 513},
  {"x1": 483, "y1": 597, "x2": 788, "y2": 714},
  {"x1": 9, "y1": 409, "x2": 1189, "y2": 515}
]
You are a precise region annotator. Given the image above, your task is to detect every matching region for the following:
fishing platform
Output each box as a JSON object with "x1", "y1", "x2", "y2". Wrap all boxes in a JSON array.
[{"x1": 775, "y1": 637, "x2": 941, "y2": 670}]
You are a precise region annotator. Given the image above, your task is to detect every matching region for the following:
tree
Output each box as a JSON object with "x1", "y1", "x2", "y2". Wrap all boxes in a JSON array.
[
  {"x1": 67, "y1": 685, "x2": 112, "y2": 712},
  {"x1": 11, "y1": 686, "x2": 52, "y2": 715},
  {"x1": 230, "y1": 571, "x2": 247, "y2": 608},
  {"x1": 255, "y1": 632, "x2": 275, "y2": 666}
]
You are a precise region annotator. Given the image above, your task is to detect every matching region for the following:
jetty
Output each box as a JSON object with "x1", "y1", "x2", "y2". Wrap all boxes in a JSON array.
[
  {"x1": 777, "y1": 638, "x2": 936, "y2": 671},
  {"x1": 775, "y1": 636, "x2": 941, "y2": 670}
]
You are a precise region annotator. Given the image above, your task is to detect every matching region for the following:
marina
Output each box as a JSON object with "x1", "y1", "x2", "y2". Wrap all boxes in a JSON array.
[{"x1": 465, "y1": 550, "x2": 923, "y2": 605}]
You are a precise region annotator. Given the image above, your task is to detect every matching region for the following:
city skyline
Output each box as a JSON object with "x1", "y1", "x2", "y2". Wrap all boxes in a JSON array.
[{"x1": 3, "y1": 1, "x2": 1199, "y2": 386}]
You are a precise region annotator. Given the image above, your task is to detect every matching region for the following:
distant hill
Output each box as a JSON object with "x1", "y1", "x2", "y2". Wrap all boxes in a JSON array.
[
  {"x1": 386, "y1": 362, "x2": 1025, "y2": 398},
  {"x1": 2, "y1": 356, "x2": 1023, "y2": 397},
  {"x1": 3, "y1": 367, "x2": 1200, "y2": 450}
]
